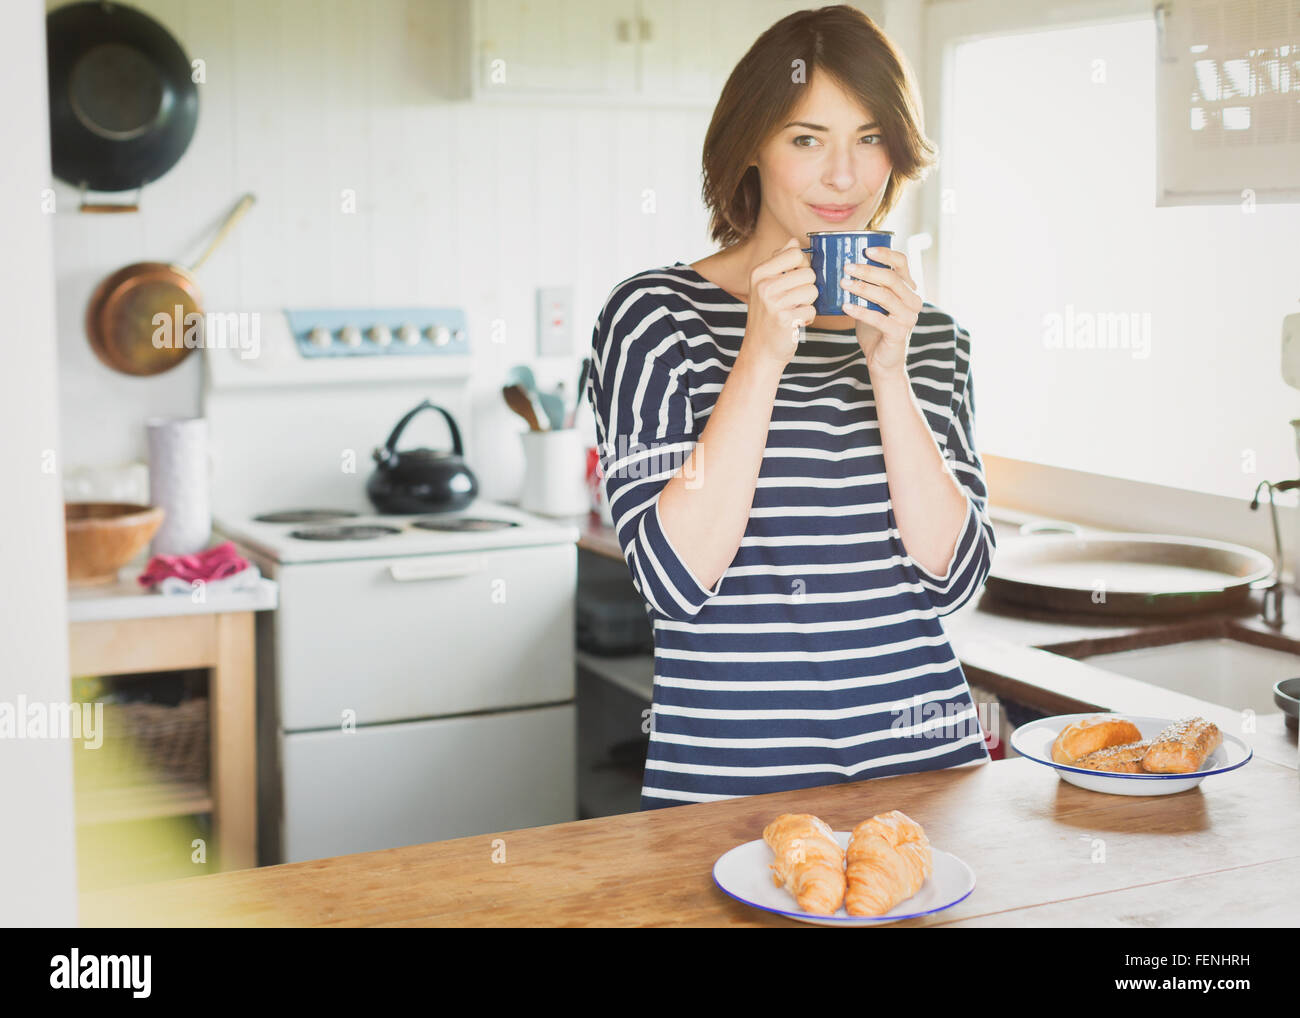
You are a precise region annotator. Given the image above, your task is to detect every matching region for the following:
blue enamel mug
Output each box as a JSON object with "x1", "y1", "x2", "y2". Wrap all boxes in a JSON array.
[{"x1": 800, "y1": 229, "x2": 893, "y2": 316}]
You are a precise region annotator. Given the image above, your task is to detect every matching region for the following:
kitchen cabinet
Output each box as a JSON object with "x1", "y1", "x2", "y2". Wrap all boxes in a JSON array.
[
  {"x1": 473, "y1": 0, "x2": 638, "y2": 97},
  {"x1": 67, "y1": 569, "x2": 278, "y2": 873},
  {"x1": 469, "y1": 0, "x2": 839, "y2": 104},
  {"x1": 1154, "y1": 0, "x2": 1300, "y2": 205},
  {"x1": 79, "y1": 751, "x2": 1300, "y2": 927}
]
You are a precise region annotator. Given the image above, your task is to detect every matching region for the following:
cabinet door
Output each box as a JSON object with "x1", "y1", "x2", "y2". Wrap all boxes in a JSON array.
[
  {"x1": 636, "y1": 0, "x2": 816, "y2": 102},
  {"x1": 475, "y1": 0, "x2": 638, "y2": 96},
  {"x1": 280, "y1": 704, "x2": 576, "y2": 862}
]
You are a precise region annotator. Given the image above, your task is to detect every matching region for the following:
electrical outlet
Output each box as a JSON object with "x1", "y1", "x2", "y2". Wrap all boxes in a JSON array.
[{"x1": 536, "y1": 286, "x2": 574, "y2": 357}]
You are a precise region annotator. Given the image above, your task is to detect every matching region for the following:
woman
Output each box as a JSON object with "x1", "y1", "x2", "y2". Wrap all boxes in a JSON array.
[{"x1": 586, "y1": 5, "x2": 996, "y2": 808}]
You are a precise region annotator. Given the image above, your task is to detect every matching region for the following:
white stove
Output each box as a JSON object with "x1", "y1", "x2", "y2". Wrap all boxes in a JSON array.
[
  {"x1": 215, "y1": 502, "x2": 576, "y2": 565},
  {"x1": 202, "y1": 308, "x2": 578, "y2": 865}
]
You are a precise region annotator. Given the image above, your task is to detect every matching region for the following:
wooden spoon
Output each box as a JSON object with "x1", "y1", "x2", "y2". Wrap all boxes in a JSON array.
[{"x1": 502, "y1": 385, "x2": 543, "y2": 430}]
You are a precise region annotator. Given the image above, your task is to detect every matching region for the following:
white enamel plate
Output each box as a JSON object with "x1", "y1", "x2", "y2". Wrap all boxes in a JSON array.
[
  {"x1": 1010, "y1": 713, "x2": 1252, "y2": 796},
  {"x1": 712, "y1": 831, "x2": 975, "y2": 927}
]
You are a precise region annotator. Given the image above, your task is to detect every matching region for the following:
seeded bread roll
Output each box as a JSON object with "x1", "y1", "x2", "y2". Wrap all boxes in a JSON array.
[
  {"x1": 1142, "y1": 718, "x2": 1222, "y2": 773},
  {"x1": 1051, "y1": 715, "x2": 1144, "y2": 764},
  {"x1": 1074, "y1": 738, "x2": 1154, "y2": 773}
]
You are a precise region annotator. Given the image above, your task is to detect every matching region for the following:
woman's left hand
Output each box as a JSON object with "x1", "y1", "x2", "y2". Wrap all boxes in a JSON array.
[{"x1": 839, "y1": 247, "x2": 923, "y2": 378}]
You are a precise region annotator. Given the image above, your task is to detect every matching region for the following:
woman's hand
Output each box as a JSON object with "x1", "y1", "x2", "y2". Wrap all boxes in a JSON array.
[
  {"x1": 839, "y1": 246, "x2": 924, "y2": 378},
  {"x1": 741, "y1": 238, "x2": 818, "y2": 370}
]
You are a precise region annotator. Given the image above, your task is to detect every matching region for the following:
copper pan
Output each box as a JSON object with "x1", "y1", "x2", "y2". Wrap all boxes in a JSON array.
[{"x1": 85, "y1": 193, "x2": 255, "y2": 376}]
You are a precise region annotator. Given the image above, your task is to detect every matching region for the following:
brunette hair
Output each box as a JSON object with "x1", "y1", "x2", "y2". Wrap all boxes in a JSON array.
[{"x1": 701, "y1": 5, "x2": 935, "y2": 248}]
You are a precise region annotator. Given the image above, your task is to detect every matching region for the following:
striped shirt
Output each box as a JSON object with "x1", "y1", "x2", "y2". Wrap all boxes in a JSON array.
[{"x1": 585, "y1": 261, "x2": 995, "y2": 809}]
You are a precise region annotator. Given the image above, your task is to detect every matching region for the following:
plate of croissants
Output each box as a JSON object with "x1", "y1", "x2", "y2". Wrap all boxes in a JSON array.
[
  {"x1": 712, "y1": 810, "x2": 975, "y2": 926},
  {"x1": 1010, "y1": 713, "x2": 1252, "y2": 795}
]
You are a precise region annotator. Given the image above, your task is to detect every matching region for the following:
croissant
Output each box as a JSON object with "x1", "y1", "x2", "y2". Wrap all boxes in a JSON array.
[
  {"x1": 762, "y1": 813, "x2": 846, "y2": 915},
  {"x1": 845, "y1": 809, "x2": 933, "y2": 917}
]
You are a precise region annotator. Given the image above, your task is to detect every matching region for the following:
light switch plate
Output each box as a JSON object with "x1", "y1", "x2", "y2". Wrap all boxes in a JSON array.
[
  {"x1": 536, "y1": 286, "x2": 574, "y2": 357},
  {"x1": 1282, "y1": 312, "x2": 1300, "y2": 391}
]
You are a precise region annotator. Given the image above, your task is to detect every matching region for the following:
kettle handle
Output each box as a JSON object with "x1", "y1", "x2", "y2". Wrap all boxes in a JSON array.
[{"x1": 379, "y1": 400, "x2": 465, "y2": 460}]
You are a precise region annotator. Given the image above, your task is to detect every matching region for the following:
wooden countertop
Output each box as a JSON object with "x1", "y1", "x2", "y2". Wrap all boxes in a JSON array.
[{"x1": 80, "y1": 754, "x2": 1300, "y2": 927}]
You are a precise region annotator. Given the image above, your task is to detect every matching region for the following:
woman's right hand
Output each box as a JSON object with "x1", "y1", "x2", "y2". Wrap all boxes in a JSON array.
[{"x1": 742, "y1": 238, "x2": 818, "y2": 369}]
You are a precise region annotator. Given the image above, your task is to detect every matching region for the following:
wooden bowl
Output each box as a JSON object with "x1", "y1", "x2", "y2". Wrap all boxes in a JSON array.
[{"x1": 65, "y1": 502, "x2": 165, "y2": 587}]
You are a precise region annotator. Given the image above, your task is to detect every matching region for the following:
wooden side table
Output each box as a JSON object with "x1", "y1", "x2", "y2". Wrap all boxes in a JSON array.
[{"x1": 67, "y1": 570, "x2": 278, "y2": 872}]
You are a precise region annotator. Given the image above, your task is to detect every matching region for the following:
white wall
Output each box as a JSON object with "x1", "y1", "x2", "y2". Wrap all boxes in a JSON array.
[
  {"x1": 49, "y1": 0, "x2": 729, "y2": 493},
  {"x1": 1, "y1": 0, "x2": 79, "y2": 927},
  {"x1": 50, "y1": 0, "x2": 917, "y2": 499}
]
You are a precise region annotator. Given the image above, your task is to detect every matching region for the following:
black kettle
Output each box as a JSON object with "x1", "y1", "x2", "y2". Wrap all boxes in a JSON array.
[{"x1": 366, "y1": 400, "x2": 478, "y2": 514}]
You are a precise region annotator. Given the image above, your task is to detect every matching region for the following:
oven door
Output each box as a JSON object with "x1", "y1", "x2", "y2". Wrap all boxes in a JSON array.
[{"x1": 272, "y1": 543, "x2": 574, "y2": 730}]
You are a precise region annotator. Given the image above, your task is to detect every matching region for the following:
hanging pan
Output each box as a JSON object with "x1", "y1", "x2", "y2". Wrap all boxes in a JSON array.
[
  {"x1": 47, "y1": 1, "x2": 200, "y2": 211},
  {"x1": 84, "y1": 193, "x2": 256, "y2": 376}
]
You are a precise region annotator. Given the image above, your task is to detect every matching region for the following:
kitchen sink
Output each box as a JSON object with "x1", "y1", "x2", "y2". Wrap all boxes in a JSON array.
[{"x1": 1076, "y1": 637, "x2": 1300, "y2": 716}]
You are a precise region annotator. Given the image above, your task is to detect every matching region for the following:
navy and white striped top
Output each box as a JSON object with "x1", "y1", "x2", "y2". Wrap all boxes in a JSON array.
[{"x1": 586, "y1": 261, "x2": 995, "y2": 809}]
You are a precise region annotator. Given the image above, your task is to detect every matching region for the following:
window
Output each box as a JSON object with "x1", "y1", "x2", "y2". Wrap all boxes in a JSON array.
[{"x1": 937, "y1": 15, "x2": 1300, "y2": 503}]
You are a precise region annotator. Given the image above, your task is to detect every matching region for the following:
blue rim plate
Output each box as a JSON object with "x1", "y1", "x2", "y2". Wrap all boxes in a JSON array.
[
  {"x1": 712, "y1": 831, "x2": 975, "y2": 927},
  {"x1": 1010, "y1": 713, "x2": 1252, "y2": 796}
]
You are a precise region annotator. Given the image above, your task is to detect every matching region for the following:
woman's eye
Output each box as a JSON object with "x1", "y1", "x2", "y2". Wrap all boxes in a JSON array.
[{"x1": 792, "y1": 134, "x2": 883, "y2": 147}]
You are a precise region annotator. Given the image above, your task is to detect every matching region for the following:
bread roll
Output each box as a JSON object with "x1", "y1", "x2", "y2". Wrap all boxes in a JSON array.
[
  {"x1": 1051, "y1": 715, "x2": 1143, "y2": 764},
  {"x1": 762, "y1": 813, "x2": 846, "y2": 915},
  {"x1": 1074, "y1": 738, "x2": 1154, "y2": 773},
  {"x1": 1142, "y1": 717, "x2": 1222, "y2": 773},
  {"x1": 845, "y1": 810, "x2": 932, "y2": 917}
]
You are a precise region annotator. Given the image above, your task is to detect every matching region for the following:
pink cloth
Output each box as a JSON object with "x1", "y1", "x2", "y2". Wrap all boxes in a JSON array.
[{"x1": 138, "y1": 540, "x2": 250, "y2": 587}]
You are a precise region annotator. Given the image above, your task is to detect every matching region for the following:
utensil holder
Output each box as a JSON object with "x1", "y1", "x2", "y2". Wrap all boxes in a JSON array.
[{"x1": 520, "y1": 428, "x2": 589, "y2": 516}]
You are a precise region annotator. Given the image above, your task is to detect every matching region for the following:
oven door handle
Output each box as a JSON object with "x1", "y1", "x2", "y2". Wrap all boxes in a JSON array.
[{"x1": 387, "y1": 556, "x2": 483, "y2": 582}]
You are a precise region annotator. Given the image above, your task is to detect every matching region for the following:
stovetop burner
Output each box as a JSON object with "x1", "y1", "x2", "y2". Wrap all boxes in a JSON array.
[
  {"x1": 411, "y1": 516, "x2": 520, "y2": 532},
  {"x1": 288, "y1": 524, "x2": 402, "y2": 541},
  {"x1": 255, "y1": 509, "x2": 361, "y2": 524}
]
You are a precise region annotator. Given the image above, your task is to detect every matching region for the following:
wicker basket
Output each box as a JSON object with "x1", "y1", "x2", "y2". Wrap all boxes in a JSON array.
[{"x1": 77, "y1": 697, "x2": 210, "y2": 786}]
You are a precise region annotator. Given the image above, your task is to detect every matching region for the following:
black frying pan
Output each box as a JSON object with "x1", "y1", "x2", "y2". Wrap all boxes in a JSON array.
[{"x1": 47, "y1": 1, "x2": 198, "y2": 202}]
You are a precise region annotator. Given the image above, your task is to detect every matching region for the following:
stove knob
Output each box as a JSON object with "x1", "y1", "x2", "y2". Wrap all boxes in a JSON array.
[
  {"x1": 308, "y1": 326, "x2": 332, "y2": 348},
  {"x1": 399, "y1": 323, "x2": 421, "y2": 346},
  {"x1": 340, "y1": 325, "x2": 362, "y2": 347},
  {"x1": 369, "y1": 324, "x2": 393, "y2": 347},
  {"x1": 427, "y1": 324, "x2": 451, "y2": 347}
]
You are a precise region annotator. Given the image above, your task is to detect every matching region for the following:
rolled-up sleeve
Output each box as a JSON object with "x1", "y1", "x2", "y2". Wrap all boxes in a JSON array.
[
  {"x1": 903, "y1": 325, "x2": 997, "y2": 617},
  {"x1": 586, "y1": 281, "x2": 722, "y2": 622}
]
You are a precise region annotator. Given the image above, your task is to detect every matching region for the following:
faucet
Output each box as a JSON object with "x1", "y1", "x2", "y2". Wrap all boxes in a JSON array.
[{"x1": 1249, "y1": 479, "x2": 1300, "y2": 627}]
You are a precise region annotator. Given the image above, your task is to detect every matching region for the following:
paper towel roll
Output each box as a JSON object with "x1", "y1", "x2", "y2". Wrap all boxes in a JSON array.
[{"x1": 146, "y1": 417, "x2": 211, "y2": 556}]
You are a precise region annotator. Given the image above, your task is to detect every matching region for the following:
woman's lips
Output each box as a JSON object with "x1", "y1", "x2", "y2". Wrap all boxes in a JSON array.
[{"x1": 808, "y1": 203, "x2": 859, "y2": 222}]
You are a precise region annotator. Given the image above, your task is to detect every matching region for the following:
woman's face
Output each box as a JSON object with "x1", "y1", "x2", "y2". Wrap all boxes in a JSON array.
[{"x1": 752, "y1": 72, "x2": 892, "y2": 239}]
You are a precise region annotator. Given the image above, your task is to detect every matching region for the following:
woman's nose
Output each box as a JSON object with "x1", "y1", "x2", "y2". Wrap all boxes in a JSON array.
[{"x1": 822, "y1": 146, "x2": 857, "y2": 190}]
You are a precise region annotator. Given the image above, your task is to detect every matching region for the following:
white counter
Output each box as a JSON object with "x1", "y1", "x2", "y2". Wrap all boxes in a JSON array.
[{"x1": 66, "y1": 566, "x2": 278, "y2": 623}]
